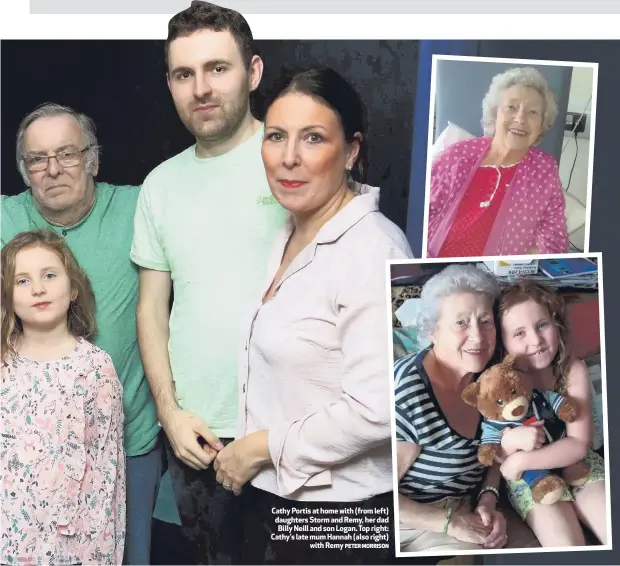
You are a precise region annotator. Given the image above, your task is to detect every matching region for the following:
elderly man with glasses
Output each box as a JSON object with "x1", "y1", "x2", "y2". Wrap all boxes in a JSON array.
[{"x1": 1, "y1": 102, "x2": 162, "y2": 566}]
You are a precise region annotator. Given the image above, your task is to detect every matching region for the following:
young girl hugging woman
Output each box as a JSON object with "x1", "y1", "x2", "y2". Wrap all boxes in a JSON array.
[
  {"x1": 497, "y1": 281, "x2": 606, "y2": 547},
  {"x1": 1, "y1": 229, "x2": 125, "y2": 565}
]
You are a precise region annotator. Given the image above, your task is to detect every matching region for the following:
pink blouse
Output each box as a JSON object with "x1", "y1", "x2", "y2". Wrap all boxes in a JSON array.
[
  {"x1": 438, "y1": 164, "x2": 518, "y2": 257},
  {"x1": 1, "y1": 338, "x2": 125, "y2": 565},
  {"x1": 238, "y1": 184, "x2": 414, "y2": 501},
  {"x1": 427, "y1": 136, "x2": 569, "y2": 257}
]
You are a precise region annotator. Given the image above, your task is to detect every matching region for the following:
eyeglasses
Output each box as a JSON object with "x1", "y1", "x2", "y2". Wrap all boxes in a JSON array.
[{"x1": 22, "y1": 146, "x2": 91, "y2": 172}]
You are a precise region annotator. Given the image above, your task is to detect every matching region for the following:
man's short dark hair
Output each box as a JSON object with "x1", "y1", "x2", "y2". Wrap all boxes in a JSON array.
[{"x1": 165, "y1": 1, "x2": 255, "y2": 71}]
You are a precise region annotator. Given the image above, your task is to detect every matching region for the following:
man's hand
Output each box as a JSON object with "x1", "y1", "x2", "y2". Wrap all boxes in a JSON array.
[{"x1": 161, "y1": 408, "x2": 223, "y2": 470}]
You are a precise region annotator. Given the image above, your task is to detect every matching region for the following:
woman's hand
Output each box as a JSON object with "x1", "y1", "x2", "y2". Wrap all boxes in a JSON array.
[
  {"x1": 213, "y1": 430, "x2": 272, "y2": 494},
  {"x1": 501, "y1": 421, "x2": 546, "y2": 454},
  {"x1": 446, "y1": 511, "x2": 493, "y2": 545},
  {"x1": 475, "y1": 496, "x2": 508, "y2": 549}
]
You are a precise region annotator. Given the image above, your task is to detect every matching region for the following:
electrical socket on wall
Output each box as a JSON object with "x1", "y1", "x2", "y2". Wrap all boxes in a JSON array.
[{"x1": 565, "y1": 111, "x2": 587, "y2": 134}]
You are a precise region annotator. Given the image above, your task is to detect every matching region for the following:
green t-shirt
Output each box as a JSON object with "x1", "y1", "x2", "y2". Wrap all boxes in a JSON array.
[
  {"x1": 1, "y1": 183, "x2": 159, "y2": 457},
  {"x1": 130, "y1": 128, "x2": 287, "y2": 437}
]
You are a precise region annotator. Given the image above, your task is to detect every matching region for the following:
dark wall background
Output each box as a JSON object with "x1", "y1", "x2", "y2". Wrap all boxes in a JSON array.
[
  {"x1": 0, "y1": 40, "x2": 418, "y2": 232},
  {"x1": 1, "y1": 40, "x2": 191, "y2": 190}
]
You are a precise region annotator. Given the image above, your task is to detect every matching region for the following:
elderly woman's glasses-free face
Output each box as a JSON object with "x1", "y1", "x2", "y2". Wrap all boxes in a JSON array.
[{"x1": 22, "y1": 146, "x2": 90, "y2": 173}]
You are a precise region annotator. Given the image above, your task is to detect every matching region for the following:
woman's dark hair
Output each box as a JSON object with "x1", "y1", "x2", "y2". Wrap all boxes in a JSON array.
[{"x1": 263, "y1": 66, "x2": 369, "y2": 184}]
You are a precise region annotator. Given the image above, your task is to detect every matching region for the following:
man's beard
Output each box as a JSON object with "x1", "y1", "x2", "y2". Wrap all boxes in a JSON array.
[{"x1": 183, "y1": 95, "x2": 249, "y2": 145}]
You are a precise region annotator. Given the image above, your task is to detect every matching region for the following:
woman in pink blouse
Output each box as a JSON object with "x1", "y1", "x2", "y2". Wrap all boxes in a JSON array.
[
  {"x1": 1, "y1": 230, "x2": 125, "y2": 565},
  {"x1": 212, "y1": 67, "x2": 415, "y2": 564},
  {"x1": 427, "y1": 67, "x2": 569, "y2": 258}
]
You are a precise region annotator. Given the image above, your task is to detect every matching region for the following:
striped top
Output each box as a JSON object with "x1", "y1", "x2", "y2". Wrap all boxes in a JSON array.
[{"x1": 394, "y1": 349, "x2": 486, "y2": 503}]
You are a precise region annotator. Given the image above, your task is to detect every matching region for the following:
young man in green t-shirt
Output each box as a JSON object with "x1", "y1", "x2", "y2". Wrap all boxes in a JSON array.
[
  {"x1": 2, "y1": 103, "x2": 162, "y2": 564},
  {"x1": 131, "y1": 1, "x2": 286, "y2": 563}
]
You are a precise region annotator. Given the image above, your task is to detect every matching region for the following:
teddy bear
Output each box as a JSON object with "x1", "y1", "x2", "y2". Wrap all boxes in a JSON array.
[{"x1": 461, "y1": 354, "x2": 590, "y2": 505}]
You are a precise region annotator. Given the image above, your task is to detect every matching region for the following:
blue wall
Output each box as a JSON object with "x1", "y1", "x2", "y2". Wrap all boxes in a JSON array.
[{"x1": 406, "y1": 40, "x2": 479, "y2": 256}]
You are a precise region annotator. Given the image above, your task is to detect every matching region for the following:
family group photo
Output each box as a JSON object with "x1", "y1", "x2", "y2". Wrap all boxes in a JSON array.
[{"x1": 0, "y1": 1, "x2": 613, "y2": 565}]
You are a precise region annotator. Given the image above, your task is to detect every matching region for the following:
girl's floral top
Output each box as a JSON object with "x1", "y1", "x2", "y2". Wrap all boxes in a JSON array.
[{"x1": 1, "y1": 338, "x2": 125, "y2": 565}]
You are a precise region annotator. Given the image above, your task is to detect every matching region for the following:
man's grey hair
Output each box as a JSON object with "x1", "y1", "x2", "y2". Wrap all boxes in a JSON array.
[
  {"x1": 16, "y1": 102, "x2": 101, "y2": 185},
  {"x1": 415, "y1": 264, "x2": 501, "y2": 348},
  {"x1": 481, "y1": 67, "x2": 559, "y2": 143}
]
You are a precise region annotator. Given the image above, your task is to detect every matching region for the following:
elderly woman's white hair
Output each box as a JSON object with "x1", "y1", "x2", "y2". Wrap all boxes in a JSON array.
[
  {"x1": 415, "y1": 264, "x2": 501, "y2": 348},
  {"x1": 481, "y1": 67, "x2": 559, "y2": 142}
]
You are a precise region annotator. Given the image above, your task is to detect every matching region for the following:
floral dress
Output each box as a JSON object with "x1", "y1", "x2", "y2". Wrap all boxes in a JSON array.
[{"x1": 1, "y1": 337, "x2": 126, "y2": 565}]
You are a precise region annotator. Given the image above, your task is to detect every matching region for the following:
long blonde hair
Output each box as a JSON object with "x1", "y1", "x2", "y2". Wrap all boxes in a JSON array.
[
  {"x1": 499, "y1": 281, "x2": 572, "y2": 394},
  {"x1": 1, "y1": 229, "x2": 96, "y2": 361}
]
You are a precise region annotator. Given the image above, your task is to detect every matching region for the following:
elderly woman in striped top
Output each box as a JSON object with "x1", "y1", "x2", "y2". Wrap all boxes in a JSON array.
[{"x1": 395, "y1": 264, "x2": 508, "y2": 554}]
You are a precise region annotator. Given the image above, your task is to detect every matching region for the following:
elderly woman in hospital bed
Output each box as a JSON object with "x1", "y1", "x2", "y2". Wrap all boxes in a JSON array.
[{"x1": 426, "y1": 67, "x2": 569, "y2": 258}]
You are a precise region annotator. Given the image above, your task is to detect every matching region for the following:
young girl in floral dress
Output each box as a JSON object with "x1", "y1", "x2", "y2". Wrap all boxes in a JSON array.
[{"x1": 1, "y1": 230, "x2": 125, "y2": 565}]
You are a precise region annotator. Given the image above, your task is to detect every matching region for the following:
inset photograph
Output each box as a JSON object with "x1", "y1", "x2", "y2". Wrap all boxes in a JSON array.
[
  {"x1": 424, "y1": 56, "x2": 597, "y2": 258},
  {"x1": 388, "y1": 255, "x2": 611, "y2": 558}
]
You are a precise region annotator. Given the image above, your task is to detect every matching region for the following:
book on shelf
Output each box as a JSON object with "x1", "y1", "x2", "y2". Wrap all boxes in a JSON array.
[
  {"x1": 538, "y1": 258, "x2": 598, "y2": 279},
  {"x1": 477, "y1": 259, "x2": 598, "y2": 289}
]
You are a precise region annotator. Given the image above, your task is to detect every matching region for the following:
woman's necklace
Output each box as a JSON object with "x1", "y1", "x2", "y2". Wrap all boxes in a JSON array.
[{"x1": 479, "y1": 164, "x2": 517, "y2": 208}]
